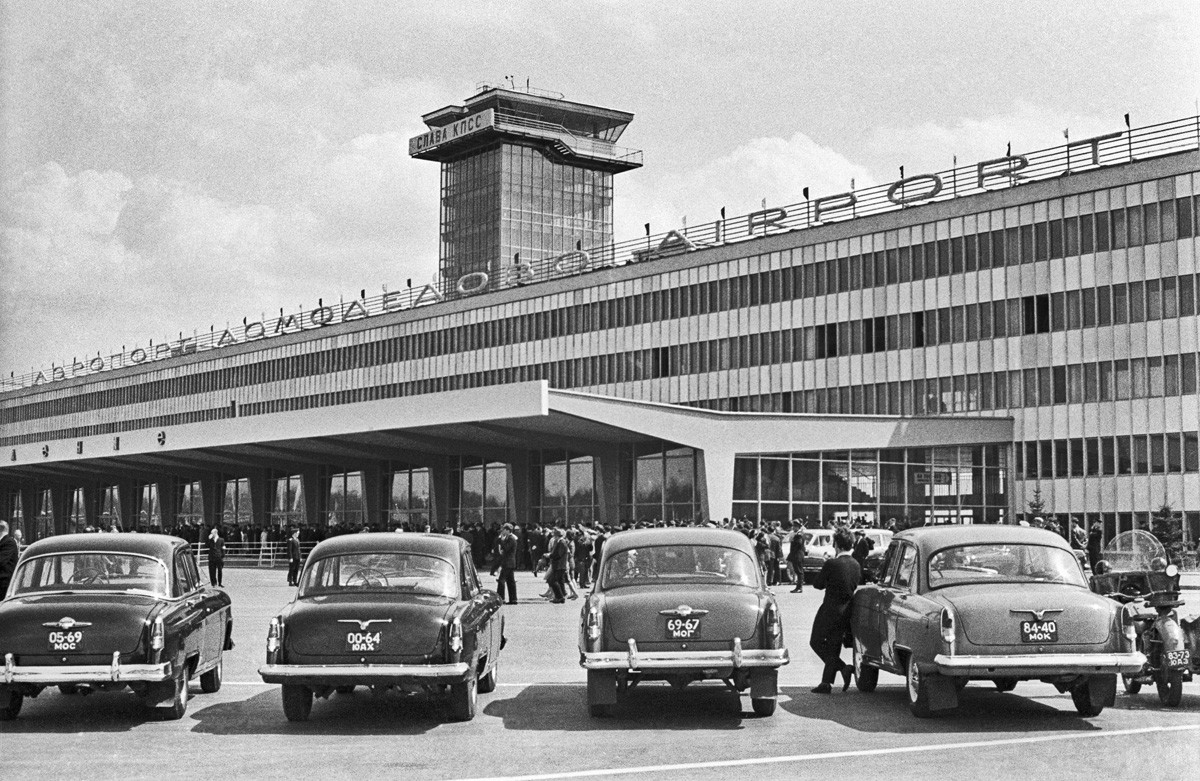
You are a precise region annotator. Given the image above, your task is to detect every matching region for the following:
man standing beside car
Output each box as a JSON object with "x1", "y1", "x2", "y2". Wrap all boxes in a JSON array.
[
  {"x1": 547, "y1": 525, "x2": 570, "y2": 603},
  {"x1": 809, "y1": 528, "x2": 861, "y2": 693},
  {"x1": 492, "y1": 523, "x2": 519, "y2": 605},
  {"x1": 0, "y1": 521, "x2": 18, "y2": 597},
  {"x1": 207, "y1": 526, "x2": 225, "y2": 587}
]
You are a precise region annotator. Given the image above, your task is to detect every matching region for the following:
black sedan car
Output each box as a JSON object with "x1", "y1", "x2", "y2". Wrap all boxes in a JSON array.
[
  {"x1": 579, "y1": 528, "x2": 789, "y2": 717},
  {"x1": 258, "y1": 533, "x2": 504, "y2": 722},
  {"x1": 0, "y1": 533, "x2": 233, "y2": 720}
]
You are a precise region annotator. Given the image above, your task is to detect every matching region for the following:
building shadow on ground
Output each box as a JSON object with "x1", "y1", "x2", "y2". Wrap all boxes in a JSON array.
[
  {"x1": 188, "y1": 687, "x2": 451, "y2": 735},
  {"x1": 483, "y1": 682, "x2": 754, "y2": 731},
  {"x1": 775, "y1": 683, "x2": 1176, "y2": 733}
]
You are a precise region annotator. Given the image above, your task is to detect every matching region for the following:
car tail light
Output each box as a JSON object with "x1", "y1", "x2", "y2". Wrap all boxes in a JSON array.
[
  {"x1": 266, "y1": 618, "x2": 281, "y2": 654},
  {"x1": 449, "y1": 616, "x2": 464, "y2": 656},
  {"x1": 765, "y1": 601, "x2": 782, "y2": 646},
  {"x1": 586, "y1": 605, "x2": 601, "y2": 643},
  {"x1": 1122, "y1": 604, "x2": 1138, "y2": 644},
  {"x1": 940, "y1": 607, "x2": 955, "y2": 646},
  {"x1": 151, "y1": 617, "x2": 165, "y2": 652}
]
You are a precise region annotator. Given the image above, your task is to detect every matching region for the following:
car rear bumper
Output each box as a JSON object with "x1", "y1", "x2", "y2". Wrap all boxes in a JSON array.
[
  {"x1": 3, "y1": 652, "x2": 172, "y2": 685},
  {"x1": 932, "y1": 651, "x2": 1146, "y2": 677},
  {"x1": 258, "y1": 662, "x2": 470, "y2": 685},
  {"x1": 581, "y1": 638, "x2": 789, "y2": 671}
]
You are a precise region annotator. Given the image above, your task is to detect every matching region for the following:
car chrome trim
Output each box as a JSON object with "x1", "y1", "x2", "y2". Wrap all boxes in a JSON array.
[
  {"x1": 257, "y1": 662, "x2": 470, "y2": 682},
  {"x1": 1008, "y1": 608, "x2": 1065, "y2": 621},
  {"x1": 3, "y1": 652, "x2": 172, "y2": 684},
  {"x1": 336, "y1": 619, "x2": 394, "y2": 630},
  {"x1": 932, "y1": 651, "x2": 1146, "y2": 675},
  {"x1": 42, "y1": 618, "x2": 94, "y2": 629},
  {"x1": 658, "y1": 606, "x2": 709, "y2": 618},
  {"x1": 581, "y1": 647, "x2": 789, "y2": 670}
]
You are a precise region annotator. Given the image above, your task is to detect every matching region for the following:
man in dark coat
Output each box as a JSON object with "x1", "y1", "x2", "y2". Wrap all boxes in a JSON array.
[
  {"x1": 286, "y1": 528, "x2": 302, "y2": 586},
  {"x1": 787, "y1": 524, "x2": 807, "y2": 593},
  {"x1": 1086, "y1": 524, "x2": 1104, "y2": 571},
  {"x1": 491, "y1": 524, "x2": 519, "y2": 605},
  {"x1": 206, "y1": 526, "x2": 225, "y2": 587},
  {"x1": 546, "y1": 525, "x2": 570, "y2": 603},
  {"x1": 809, "y1": 528, "x2": 862, "y2": 693},
  {"x1": 0, "y1": 521, "x2": 19, "y2": 597},
  {"x1": 851, "y1": 529, "x2": 874, "y2": 570}
]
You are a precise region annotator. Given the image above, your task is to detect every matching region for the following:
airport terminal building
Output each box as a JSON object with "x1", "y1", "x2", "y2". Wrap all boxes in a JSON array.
[{"x1": 2, "y1": 87, "x2": 1198, "y2": 543}]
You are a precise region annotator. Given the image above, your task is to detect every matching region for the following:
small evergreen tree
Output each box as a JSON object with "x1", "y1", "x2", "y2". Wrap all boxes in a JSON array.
[
  {"x1": 1026, "y1": 488, "x2": 1047, "y2": 526},
  {"x1": 1152, "y1": 504, "x2": 1185, "y2": 565}
]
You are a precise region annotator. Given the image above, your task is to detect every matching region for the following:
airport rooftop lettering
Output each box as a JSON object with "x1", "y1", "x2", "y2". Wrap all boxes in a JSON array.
[{"x1": 12, "y1": 115, "x2": 1200, "y2": 388}]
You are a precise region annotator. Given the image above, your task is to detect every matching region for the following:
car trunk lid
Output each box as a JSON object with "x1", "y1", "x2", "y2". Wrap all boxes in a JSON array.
[
  {"x1": 0, "y1": 593, "x2": 156, "y2": 656},
  {"x1": 285, "y1": 594, "x2": 456, "y2": 659},
  {"x1": 946, "y1": 584, "x2": 1114, "y2": 646},
  {"x1": 603, "y1": 586, "x2": 761, "y2": 649}
]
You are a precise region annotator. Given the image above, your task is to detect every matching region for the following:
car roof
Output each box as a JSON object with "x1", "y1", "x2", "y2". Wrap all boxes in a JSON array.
[
  {"x1": 309, "y1": 532, "x2": 466, "y2": 560},
  {"x1": 602, "y1": 527, "x2": 755, "y2": 557},
  {"x1": 21, "y1": 532, "x2": 189, "y2": 559},
  {"x1": 895, "y1": 524, "x2": 1072, "y2": 555}
]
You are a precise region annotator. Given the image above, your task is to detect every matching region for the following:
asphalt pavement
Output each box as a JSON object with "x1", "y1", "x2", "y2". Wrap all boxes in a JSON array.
[{"x1": 3, "y1": 568, "x2": 1200, "y2": 781}]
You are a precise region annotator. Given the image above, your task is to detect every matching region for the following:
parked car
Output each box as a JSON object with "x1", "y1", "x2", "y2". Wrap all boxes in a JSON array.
[
  {"x1": 578, "y1": 527, "x2": 789, "y2": 717},
  {"x1": 258, "y1": 533, "x2": 504, "y2": 722},
  {"x1": 860, "y1": 529, "x2": 894, "y2": 581},
  {"x1": 801, "y1": 529, "x2": 835, "y2": 580},
  {"x1": 0, "y1": 533, "x2": 232, "y2": 721},
  {"x1": 850, "y1": 525, "x2": 1145, "y2": 717}
]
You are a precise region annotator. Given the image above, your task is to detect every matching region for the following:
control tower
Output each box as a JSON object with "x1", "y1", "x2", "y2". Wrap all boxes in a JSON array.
[{"x1": 409, "y1": 84, "x2": 641, "y2": 285}]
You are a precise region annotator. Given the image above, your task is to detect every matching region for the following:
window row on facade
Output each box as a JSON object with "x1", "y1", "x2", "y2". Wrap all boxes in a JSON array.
[
  {"x1": 1015, "y1": 431, "x2": 1200, "y2": 479},
  {"x1": 7, "y1": 262, "x2": 1199, "y2": 432}
]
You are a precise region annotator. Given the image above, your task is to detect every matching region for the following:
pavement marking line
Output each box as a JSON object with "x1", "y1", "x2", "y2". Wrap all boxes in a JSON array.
[
  {"x1": 226, "y1": 681, "x2": 581, "y2": 687},
  {"x1": 453, "y1": 723, "x2": 1200, "y2": 781}
]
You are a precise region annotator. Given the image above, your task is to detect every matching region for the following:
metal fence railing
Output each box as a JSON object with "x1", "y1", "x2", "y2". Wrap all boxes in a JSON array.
[{"x1": 190, "y1": 540, "x2": 318, "y2": 569}]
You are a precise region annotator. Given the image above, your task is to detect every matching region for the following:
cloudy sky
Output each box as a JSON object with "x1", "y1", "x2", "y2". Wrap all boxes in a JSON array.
[{"x1": 2, "y1": 1, "x2": 1197, "y2": 382}]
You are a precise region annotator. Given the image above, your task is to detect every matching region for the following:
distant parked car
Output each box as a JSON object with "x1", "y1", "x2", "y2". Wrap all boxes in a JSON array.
[
  {"x1": 851, "y1": 525, "x2": 1144, "y2": 717},
  {"x1": 579, "y1": 527, "x2": 789, "y2": 717},
  {"x1": 801, "y1": 529, "x2": 836, "y2": 580},
  {"x1": 259, "y1": 533, "x2": 504, "y2": 722},
  {"x1": 860, "y1": 529, "x2": 894, "y2": 581},
  {"x1": 0, "y1": 533, "x2": 232, "y2": 721}
]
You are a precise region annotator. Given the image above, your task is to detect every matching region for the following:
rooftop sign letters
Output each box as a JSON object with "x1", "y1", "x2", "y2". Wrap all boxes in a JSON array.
[
  {"x1": 408, "y1": 109, "x2": 495, "y2": 155},
  {"x1": 14, "y1": 115, "x2": 1200, "y2": 388}
]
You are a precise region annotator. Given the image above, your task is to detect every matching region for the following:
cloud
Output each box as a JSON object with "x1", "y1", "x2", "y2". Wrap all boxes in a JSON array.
[{"x1": 617, "y1": 130, "x2": 876, "y2": 239}]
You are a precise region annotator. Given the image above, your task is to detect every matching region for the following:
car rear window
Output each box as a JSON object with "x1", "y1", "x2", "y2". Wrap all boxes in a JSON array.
[
  {"x1": 599, "y1": 545, "x2": 759, "y2": 590},
  {"x1": 12, "y1": 553, "x2": 169, "y2": 597},
  {"x1": 927, "y1": 543, "x2": 1087, "y2": 589},
  {"x1": 299, "y1": 552, "x2": 457, "y2": 598}
]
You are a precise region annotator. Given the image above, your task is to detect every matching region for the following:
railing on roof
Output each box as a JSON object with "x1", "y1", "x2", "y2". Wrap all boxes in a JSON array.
[
  {"x1": 494, "y1": 111, "x2": 642, "y2": 165},
  {"x1": 6, "y1": 115, "x2": 1199, "y2": 391}
]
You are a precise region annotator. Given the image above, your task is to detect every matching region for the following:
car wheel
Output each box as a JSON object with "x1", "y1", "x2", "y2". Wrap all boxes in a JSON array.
[
  {"x1": 282, "y1": 684, "x2": 313, "y2": 722},
  {"x1": 1070, "y1": 679, "x2": 1105, "y2": 716},
  {"x1": 335, "y1": 685, "x2": 356, "y2": 694},
  {"x1": 0, "y1": 689, "x2": 23, "y2": 721},
  {"x1": 1122, "y1": 674, "x2": 1142, "y2": 694},
  {"x1": 449, "y1": 674, "x2": 478, "y2": 721},
  {"x1": 588, "y1": 703, "x2": 612, "y2": 718},
  {"x1": 854, "y1": 648, "x2": 879, "y2": 693},
  {"x1": 159, "y1": 670, "x2": 189, "y2": 721},
  {"x1": 905, "y1": 655, "x2": 933, "y2": 718},
  {"x1": 1157, "y1": 668, "x2": 1183, "y2": 707},
  {"x1": 200, "y1": 656, "x2": 223, "y2": 693},
  {"x1": 993, "y1": 678, "x2": 1018, "y2": 693},
  {"x1": 58, "y1": 684, "x2": 79, "y2": 695},
  {"x1": 751, "y1": 697, "x2": 776, "y2": 717},
  {"x1": 478, "y1": 659, "x2": 498, "y2": 694}
]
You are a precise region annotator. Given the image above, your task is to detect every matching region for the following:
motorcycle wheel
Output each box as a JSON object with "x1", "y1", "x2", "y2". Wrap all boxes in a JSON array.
[
  {"x1": 1157, "y1": 668, "x2": 1183, "y2": 707},
  {"x1": 1122, "y1": 674, "x2": 1142, "y2": 695}
]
